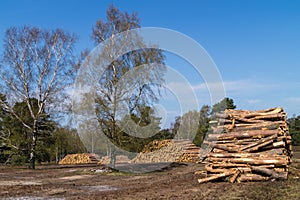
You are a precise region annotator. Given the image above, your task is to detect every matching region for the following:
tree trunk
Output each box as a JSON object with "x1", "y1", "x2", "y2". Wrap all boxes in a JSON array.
[
  {"x1": 55, "y1": 146, "x2": 58, "y2": 164},
  {"x1": 29, "y1": 120, "x2": 39, "y2": 169},
  {"x1": 29, "y1": 126, "x2": 37, "y2": 169},
  {"x1": 109, "y1": 144, "x2": 116, "y2": 168}
]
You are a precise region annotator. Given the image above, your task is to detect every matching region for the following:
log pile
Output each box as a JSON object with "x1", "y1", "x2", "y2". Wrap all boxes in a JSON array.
[
  {"x1": 175, "y1": 140, "x2": 201, "y2": 163},
  {"x1": 198, "y1": 107, "x2": 292, "y2": 183},
  {"x1": 58, "y1": 153, "x2": 99, "y2": 165},
  {"x1": 97, "y1": 156, "x2": 111, "y2": 165},
  {"x1": 97, "y1": 155, "x2": 131, "y2": 165},
  {"x1": 130, "y1": 140, "x2": 183, "y2": 163},
  {"x1": 130, "y1": 139, "x2": 201, "y2": 163},
  {"x1": 141, "y1": 140, "x2": 172, "y2": 153}
]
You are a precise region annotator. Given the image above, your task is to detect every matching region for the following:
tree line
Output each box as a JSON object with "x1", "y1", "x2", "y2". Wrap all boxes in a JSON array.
[{"x1": 171, "y1": 97, "x2": 236, "y2": 146}]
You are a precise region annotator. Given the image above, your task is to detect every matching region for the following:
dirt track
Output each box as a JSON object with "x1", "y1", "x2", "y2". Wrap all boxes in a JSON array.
[{"x1": 0, "y1": 147, "x2": 300, "y2": 200}]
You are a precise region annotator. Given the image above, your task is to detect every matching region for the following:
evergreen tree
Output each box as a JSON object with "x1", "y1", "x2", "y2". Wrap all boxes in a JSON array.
[
  {"x1": 193, "y1": 105, "x2": 210, "y2": 146},
  {"x1": 1, "y1": 98, "x2": 55, "y2": 164},
  {"x1": 288, "y1": 115, "x2": 300, "y2": 146},
  {"x1": 0, "y1": 94, "x2": 12, "y2": 162},
  {"x1": 211, "y1": 97, "x2": 236, "y2": 114}
]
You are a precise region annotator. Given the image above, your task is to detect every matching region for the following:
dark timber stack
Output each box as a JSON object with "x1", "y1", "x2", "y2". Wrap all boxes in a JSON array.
[{"x1": 198, "y1": 107, "x2": 293, "y2": 183}]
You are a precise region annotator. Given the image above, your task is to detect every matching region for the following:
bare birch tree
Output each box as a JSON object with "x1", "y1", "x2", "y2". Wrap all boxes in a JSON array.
[
  {"x1": 90, "y1": 6, "x2": 165, "y2": 167},
  {"x1": 0, "y1": 26, "x2": 77, "y2": 169}
]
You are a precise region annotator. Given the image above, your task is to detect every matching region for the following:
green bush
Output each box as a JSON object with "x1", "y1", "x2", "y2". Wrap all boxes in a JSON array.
[{"x1": 8, "y1": 154, "x2": 28, "y2": 165}]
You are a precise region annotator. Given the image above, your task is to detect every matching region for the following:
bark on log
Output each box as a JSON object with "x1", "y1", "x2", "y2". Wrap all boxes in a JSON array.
[
  {"x1": 213, "y1": 144, "x2": 240, "y2": 153},
  {"x1": 231, "y1": 117, "x2": 266, "y2": 124},
  {"x1": 198, "y1": 170, "x2": 236, "y2": 184},
  {"x1": 262, "y1": 148, "x2": 283, "y2": 155},
  {"x1": 229, "y1": 169, "x2": 241, "y2": 183},
  {"x1": 223, "y1": 122, "x2": 283, "y2": 132},
  {"x1": 205, "y1": 164, "x2": 229, "y2": 173},
  {"x1": 250, "y1": 166, "x2": 288, "y2": 180},
  {"x1": 240, "y1": 134, "x2": 278, "y2": 151},
  {"x1": 208, "y1": 152, "x2": 254, "y2": 158},
  {"x1": 237, "y1": 174, "x2": 270, "y2": 182},
  {"x1": 207, "y1": 166, "x2": 251, "y2": 174},
  {"x1": 207, "y1": 157, "x2": 288, "y2": 166},
  {"x1": 229, "y1": 121, "x2": 284, "y2": 128},
  {"x1": 210, "y1": 163, "x2": 276, "y2": 169},
  {"x1": 225, "y1": 107, "x2": 283, "y2": 118},
  {"x1": 207, "y1": 152, "x2": 287, "y2": 159},
  {"x1": 253, "y1": 113, "x2": 285, "y2": 120},
  {"x1": 244, "y1": 140, "x2": 275, "y2": 152},
  {"x1": 208, "y1": 129, "x2": 278, "y2": 141},
  {"x1": 209, "y1": 163, "x2": 249, "y2": 168},
  {"x1": 216, "y1": 108, "x2": 283, "y2": 120}
]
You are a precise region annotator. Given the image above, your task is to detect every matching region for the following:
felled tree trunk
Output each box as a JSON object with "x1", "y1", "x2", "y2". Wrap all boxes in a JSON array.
[{"x1": 198, "y1": 170, "x2": 236, "y2": 184}]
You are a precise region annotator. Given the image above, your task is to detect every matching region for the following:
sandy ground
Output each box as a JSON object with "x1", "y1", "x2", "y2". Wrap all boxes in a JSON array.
[{"x1": 0, "y1": 147, "x2": 299, "y2": 200}]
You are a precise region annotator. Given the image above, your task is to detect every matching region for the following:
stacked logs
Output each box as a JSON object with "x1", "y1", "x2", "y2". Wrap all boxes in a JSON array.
[
  {"x1": 58, "y1": 153, "x2": 99, "y2": 165},
  {"x1": 198, "y1": 107, "x2": 292, "y2": 183},
  {"x1": 175, "y1": 140, "x2": 201, "y2": 163},
  {"x1": 130, "y1": 139, "x2": 201, "y2": 163},
  {"x1": 141, "y1": 140, "x2": 172, "y2": 153},
  {"x1": 130, "y1": 140, "x2": 183, "y2": 163},
  {"x1": 97, "y1": 155, "x2": 131, "y2": 165}
]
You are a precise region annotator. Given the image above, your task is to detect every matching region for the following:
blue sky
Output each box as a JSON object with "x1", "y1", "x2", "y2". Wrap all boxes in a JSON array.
[{"x1": 1, "y1": 0, "x2": 300, "y2": 127}]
